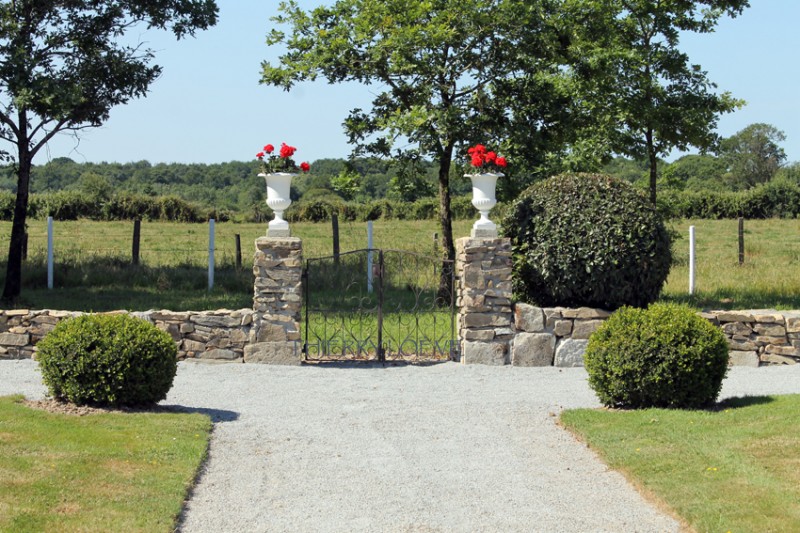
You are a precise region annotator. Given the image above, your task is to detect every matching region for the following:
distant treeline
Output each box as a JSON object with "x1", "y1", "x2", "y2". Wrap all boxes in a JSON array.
[{"x1": 4, "y1": 154, "x2": 800, "y2": 223}]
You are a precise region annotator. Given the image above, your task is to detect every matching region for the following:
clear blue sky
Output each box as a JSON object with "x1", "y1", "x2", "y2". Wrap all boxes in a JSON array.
[{"x1": 42, "y1": 0, "x2": 800, "y2": 166}]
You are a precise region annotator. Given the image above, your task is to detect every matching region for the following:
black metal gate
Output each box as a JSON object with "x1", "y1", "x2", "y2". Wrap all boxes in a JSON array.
[{"x1": 302, "y1": 249, "x2": 455, "y2": 363}]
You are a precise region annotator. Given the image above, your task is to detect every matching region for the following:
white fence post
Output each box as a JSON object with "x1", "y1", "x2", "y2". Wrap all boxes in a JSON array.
[
  {"x1": 689, "y1": 225, "x2": 695, "y2": 295},
  {"x1": 47, "y1": 216, "x2": 53, "y2": 290},
  {"x1": 367, "y1": 220, "x2": 374, "y2": 293},
  {"x1": 208, "y1": 218, "x2": 215, "y2": 291}
]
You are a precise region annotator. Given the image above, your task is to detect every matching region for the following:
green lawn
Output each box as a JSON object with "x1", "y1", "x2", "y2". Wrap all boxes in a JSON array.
[
  {"x1": 0, "y1": 395, "x2": 212, "y2": 533},
  {"x1": 561, "y1": 394, "x2": 800, "y2": 533}
]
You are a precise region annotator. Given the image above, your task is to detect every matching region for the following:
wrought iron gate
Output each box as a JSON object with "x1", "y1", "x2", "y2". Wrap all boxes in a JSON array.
[{"x1": 302, "y1": 249, "x2": 456, "y2": 363}]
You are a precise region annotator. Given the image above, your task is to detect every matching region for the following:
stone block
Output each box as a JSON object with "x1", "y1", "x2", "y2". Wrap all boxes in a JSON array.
[
  {"x1": 180, "y1": 322, "x2": 195, "y2": 334},
  {"x1": 190, "y1": 315, "x2": 241, "y2": 328},
  {"x1": 461, "y1": 341, "x2": 508, "y2": 365},
  {"x1": 764, "y1": 344, "x2": 800, "y2": 356},
  {"x1": 0, "y1": 333, "x2": 29, "y2": 347},
  {"x1": 463, "y1": 313, "x2": 512, "y2": 328},
  {"x1": 511, "y1": 333, "x2": 555, "y2": 366},
  {"x1": 755, "y1": 336, "x2": 787, "y2": 346},
  {"x1": 561, "y1": 307, "x2": 611, "y2": 319},
  {"x1": 728, "y1": 350, "x2": 759, "y2": 367},
  {"x1": 722, "y1": 322, "x2": 753, "y2": 337},
  {"x1": 714, "y1": 311, "x2": 754, "y2": 323},
  {"x1": 754, "y1": 313, "x2": 785, "y2": 324},
  {"x1": 554, "y1": 339, "x2": 589, "y2": 367},
  {"x1": 753, "y1": 323, "x2": 786, "y2": 337},
  {"x1": 728, "y1": 338, "x2": 758, "y2": 351},
  {"x1": 553, "y1": 320, "x2": 573, "y2": 337},
  {"x1": 513, "y1": 303, "x2": 544, "y2": 333},
  {"x1": 464, "y1": 329, "x2": 495, "y2": 341},
  {"x1": 571, "y1": 320, "x2": 605, "y2": 340},
  {"x1": 244, "y1": 341, "x2": 303, "y2": 365},
  {"x1": 199, "y1": 348, "x2": 240, "y2": 361},
  {"x1": 182, "y1": 339, "x2": 206, "y2": 352},
  {"x1": 786, "y1": 317, "x2": 800, "y2": 333},
  {"x1": 761, "y1": 353, "x2": 798, "y2": 365}
]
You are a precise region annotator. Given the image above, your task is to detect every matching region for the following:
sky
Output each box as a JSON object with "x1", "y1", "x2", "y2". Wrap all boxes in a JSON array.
[{"x1": 40, "y1": 0, "x2": 800, "y2": 166}]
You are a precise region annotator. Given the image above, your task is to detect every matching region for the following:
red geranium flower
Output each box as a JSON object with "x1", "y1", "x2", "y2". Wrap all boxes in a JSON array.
[
  {"x1": 255, "y1": 141, "x2": 307, "y2": 174},
  {"x1": 279, "y1": 143, "x2": 297, "y2": 158},
  {"x1": 466, "y1": 143, "x2": 507, "y2": 173}
]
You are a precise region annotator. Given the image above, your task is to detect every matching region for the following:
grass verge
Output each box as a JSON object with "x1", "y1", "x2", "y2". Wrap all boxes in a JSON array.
[
  {"x1": 0, "y1": 395, "x2": 212, "y2": 533},
  {"x1": 560, "y1": 394, "x2": 800, "y2": 533}
]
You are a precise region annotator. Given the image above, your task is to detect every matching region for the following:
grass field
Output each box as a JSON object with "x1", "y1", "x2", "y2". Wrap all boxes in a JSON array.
[
  {"x1": 2, "y1": 217, "x2": 800, "y2": 311},
  {"x1": 0, "y1": 395, "x2": 212, "y2": 532},
  {"x1": 561, "y1": 394, "x2": 800, "y2": 533}
]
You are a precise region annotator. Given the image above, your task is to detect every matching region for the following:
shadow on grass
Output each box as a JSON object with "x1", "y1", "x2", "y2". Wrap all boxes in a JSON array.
[
  {"x1": 714, "y1": 395, "x2": 775, "y2": 410},
  {"x1": 161, "y1": 405, "x2": 239, "y2": 423},
  {"x1": 662, "y1": 290, "x2": 800, "y2": 311}
]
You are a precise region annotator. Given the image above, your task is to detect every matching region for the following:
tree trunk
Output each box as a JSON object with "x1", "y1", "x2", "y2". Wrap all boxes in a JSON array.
[
  {"x1": 437, "y1": 143, "x2": 455, "y2": 302},
  {"x1": 646, "y1": 128, "x2": 658, "y2": 205},
  {"x1": 3, "y1": 155, "x2": 31, "y2": 302}
]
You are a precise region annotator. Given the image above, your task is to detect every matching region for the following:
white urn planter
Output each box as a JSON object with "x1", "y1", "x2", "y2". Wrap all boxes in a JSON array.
[
  {"x1": 260, "y1": 172, "x2": 295, "y2": 237},
  {"x1": 467, "y1": 172, "x2": 502, "y2": 238}
]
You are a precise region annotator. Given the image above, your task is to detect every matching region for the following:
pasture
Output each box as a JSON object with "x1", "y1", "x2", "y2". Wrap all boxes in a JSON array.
[{"x1": 2, "y1": 218, "x2": 800, "y2": 311}]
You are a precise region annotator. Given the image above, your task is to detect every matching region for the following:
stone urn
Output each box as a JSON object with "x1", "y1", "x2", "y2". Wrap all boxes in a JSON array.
[
  {"x1": 467, "y1": 172, "x2": 502, "y2": 238},
  {"x1": 260, "y1": 172, "x2": 295, "y2": 237}
]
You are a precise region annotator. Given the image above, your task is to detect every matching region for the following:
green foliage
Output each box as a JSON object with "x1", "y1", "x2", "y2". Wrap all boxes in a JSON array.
[
  {"x1": 568, "y1": 0, "x2": 748, "y2": 202},
  {"x1": 36, "y1": 314, "x2": 178, "y2": 407},
  {"x1": 657, "y1": 179, "x2": 800, "y2": 219},
  {"x1": 584, "y1": 303, "x2": 730, "y2": 409},
  {"x1": 502, "y1": 173, "x2": 671, "y2": 309},
  {"x1": 720, "y1": 123, "x2": 787, "y2": 189}
]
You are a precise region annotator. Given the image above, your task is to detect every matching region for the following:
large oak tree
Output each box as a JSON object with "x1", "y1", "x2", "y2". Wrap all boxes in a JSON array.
[{"x1": 0, "y1": 0, "x2": 218, "y2": 301}]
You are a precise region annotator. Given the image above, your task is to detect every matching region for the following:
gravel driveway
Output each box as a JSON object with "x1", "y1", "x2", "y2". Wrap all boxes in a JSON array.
[{"x1": 3, "y1": 359, "x2": 799, "y2": 532}]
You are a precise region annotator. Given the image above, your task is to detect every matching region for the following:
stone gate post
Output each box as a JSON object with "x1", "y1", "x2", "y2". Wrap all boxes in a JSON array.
[
  {"x1": 455, "y1": 237, "x2": 514, "y2": 364},
  {"x1": 245, "y1": 237, "x2": 303, "y2": 364}
]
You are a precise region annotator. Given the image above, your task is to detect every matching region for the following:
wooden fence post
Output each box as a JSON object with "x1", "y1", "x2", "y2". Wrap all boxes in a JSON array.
[
  {"x1": 235, "y1": 233, "x2": 242, "y2": 269},
  {"x1": 332, "y1": 213, "x2": 340, "y2": 264},
  {"x1": 738, "y1": 217, "x2": 744, "y2": 265},
  {"x1": 132, "y1": 219, "x2": 141, "y2": 265}
]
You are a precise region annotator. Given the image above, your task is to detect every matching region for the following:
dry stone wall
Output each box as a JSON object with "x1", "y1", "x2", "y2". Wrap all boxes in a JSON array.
[
  {"x1": 0, "y1": 309, "x2": 255, "y2": 362},
  {"x1": 509, "y1": 304, "x2": 800, "y2": 367}
]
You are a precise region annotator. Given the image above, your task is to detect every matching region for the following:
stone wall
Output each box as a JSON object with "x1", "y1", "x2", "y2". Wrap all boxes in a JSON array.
[
  {"x1": 0, "y1": 309, "x2": 255, "y2": 362},
  {"x1": 510, "y1": 304, "x2": 800, "y2": 367}
]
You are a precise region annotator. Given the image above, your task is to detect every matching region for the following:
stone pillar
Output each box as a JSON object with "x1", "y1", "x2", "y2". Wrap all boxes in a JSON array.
[
  {"x1": 246, "y1": 237, "x2": 303, "y2": 364},
  {"x1": 456, "y1": 237, "x2": 514, "y2": 364}
]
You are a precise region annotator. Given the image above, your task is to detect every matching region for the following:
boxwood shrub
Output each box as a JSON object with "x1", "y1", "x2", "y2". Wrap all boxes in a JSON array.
[
  {"x1": 36, "y1": 314, "x2": 178, "y2": 407},
  {"x1": 502, "y1": 173, "x2": 671, "y2": 309},
  {"x1": 584, "y1": 303, "x2": 729, "y2": 409}
]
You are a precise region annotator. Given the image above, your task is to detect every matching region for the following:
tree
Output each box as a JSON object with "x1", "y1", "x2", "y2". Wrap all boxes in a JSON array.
[
  {"x1": 569, "y1": 0, "x2": 748, "y2": 204},
  {"x1": 261, "y1": 0, "x2": 564, "y2": 294},
  {"x1": 720, "y1": 123, "x2": 787, "y2": 189},
  {"x1": 0, "y1": 0, "x2": 218, "y2": 301}
]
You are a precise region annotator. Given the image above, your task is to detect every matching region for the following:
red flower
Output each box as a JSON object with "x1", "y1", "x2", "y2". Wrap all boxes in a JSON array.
[
  {"x1": 300, "y1": 161, "x2": 310, "y2": 172},
  {"x1": 496, "y1": 157, "x2": 507, "y2": 168},
  {"x1": 279, "y1": 143, "x2": 297, "y2": 158},
  {"x1": 256, "y1": 152, "x2": 265, "y2": 160},
  {"x1": 485, "y1": 151, "x2": 497, "y2": 164},
  {"x1": 264, "y1": 144, "x2": 274, "y2": 153},
  {"x1": 470, "y1": 154, "x2": 484, "y2": 167}
]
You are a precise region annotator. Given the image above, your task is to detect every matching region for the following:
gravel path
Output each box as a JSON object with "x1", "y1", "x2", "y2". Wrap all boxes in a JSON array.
[{"x1": 3, "y1": 359, "x2": 799, "y2": 532}]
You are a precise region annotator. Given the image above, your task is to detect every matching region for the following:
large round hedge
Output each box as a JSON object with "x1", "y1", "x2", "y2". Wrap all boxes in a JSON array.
[
  {"x1": 584, "y1": 303, "x2": 729, "y2": 409},
  {"x1": 501, "y1": 173, "x2": 671, "y2": 309},
  {"x1": 36, "y1": 314, "x2": 178, "y2": 407}
]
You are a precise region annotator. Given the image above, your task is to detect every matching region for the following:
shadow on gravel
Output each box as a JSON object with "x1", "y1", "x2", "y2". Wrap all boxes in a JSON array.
[
  {"x1": 302, "y1": 360, "x2": 452, "y2": 369},
  {"x1": 161, "y1": 405, "x2": 239, "y2": 423},
  {"x1": 715, "y1": 395, "x2": 774, "y2": 410}
]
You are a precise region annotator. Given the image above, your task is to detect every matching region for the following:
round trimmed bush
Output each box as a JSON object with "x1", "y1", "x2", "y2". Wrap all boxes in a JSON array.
[
  {"x1": 37, "y1": 314, "x2": 178, "y2": 407},
  {"x1": 584, "y1": 303, "x2": 729, "y2": 409},
  {"x1": 501, "y1": 173, "x2": 671, "y2": 309}
]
